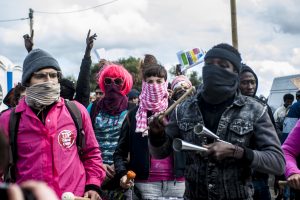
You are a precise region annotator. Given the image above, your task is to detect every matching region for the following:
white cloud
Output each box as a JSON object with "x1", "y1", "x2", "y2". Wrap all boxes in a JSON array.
[
  {"x1": 291, "y1": 48, "x2": 300, "y2": 66},
  {"x1": 246, "y1": 60, "x2": 299, "y2": 97}
]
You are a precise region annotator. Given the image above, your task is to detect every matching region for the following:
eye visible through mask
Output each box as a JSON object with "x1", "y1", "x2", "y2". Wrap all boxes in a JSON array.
[{"x1": 104, "y1": 77, "x2": 124, "y2": 86}]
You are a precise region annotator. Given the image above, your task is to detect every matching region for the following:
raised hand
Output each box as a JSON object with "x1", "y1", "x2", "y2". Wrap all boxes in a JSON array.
[
  {"x1": 85, "y1": 29, "x2": 97, "y2": 57},
  {"x1": 148, "y1": 112, "x2": 166, "y2": 136},
  {"x1": 23, "y1": 29, "x2": 34, "y2": 53}
]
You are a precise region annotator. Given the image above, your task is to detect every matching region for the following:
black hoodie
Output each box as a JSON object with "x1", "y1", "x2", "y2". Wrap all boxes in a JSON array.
[{"x1": 240, "y1": 64, "x2": 259, "y2": 97}]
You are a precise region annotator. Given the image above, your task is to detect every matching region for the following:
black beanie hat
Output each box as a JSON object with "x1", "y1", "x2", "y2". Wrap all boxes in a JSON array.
[
  {"x1": 22, "y1": 49, "x2": 61, "y2": 85},
  {"x1": 204, "y1": 43, "x2": 242, "y2": 72}
]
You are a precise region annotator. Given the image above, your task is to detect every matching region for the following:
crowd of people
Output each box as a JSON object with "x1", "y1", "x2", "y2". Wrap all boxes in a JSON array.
[{"x1": 0, "y1": 30, "x2": 300, "y2": 200}]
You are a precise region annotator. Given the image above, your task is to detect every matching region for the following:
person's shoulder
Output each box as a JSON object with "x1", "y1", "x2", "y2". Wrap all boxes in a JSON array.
[
  {"x1": 62, "y1": 99, "x2": 90, "y2": 117},
  {"x1": 0, "y1": 108, "x2": 12, "y2": 120},
  {"x1": 291, "y1": 101, "x2": 300, "y2": 109},
  {"x1": 243, "y1": 96, "x2": 267, "y2": 113},
  {"x1": 178, "y1": 94, "x2": 195, "y2": 108},
  {"x1": 245, "y1": 96, "x2": 265, "y2": 106}
]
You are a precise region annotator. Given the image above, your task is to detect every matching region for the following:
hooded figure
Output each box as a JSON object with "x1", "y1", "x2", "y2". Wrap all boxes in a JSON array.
[
  {"x1": 239, "y1": 63, "x2": 279, "y2": 200},
  {"x1": 239, "y1": 64, "x2": 258, "y2": 97}
]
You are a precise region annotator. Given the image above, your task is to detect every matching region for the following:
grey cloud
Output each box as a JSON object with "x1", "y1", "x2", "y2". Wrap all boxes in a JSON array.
[{"x1": 240, "y1": 0, "x2": 300, "y2": 35}]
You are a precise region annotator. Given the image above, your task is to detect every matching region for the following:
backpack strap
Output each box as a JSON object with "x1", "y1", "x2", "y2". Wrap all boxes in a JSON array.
[
  {"x1": 90, "y1": 100, "x2": 98, "y2": 128},
  {"x1": 5, "y1": 108, "x2": 20, "y2": 182},
  {"x1": 65, "y1": 100, "x2": 85, "y2": 156}
]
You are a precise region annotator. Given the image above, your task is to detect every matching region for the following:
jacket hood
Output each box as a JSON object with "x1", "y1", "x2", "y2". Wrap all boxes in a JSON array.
[{"x1": 240, "y1": 64, "x2": 258, "y2": 97}]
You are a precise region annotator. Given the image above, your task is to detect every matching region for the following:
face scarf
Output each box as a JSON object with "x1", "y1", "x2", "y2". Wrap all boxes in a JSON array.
[
  {"x1": 97, "y1": 84, "x2": 128, "y2": 116},
  {"x1": 26, "y1": 82, "x2": 60, "y2": 110},
  {"x1": 136, "y1": 81, "x2": 169, "y2": 136},
  {"x1": 201, "y1": 64, "x2": 239, "y2": 104}
]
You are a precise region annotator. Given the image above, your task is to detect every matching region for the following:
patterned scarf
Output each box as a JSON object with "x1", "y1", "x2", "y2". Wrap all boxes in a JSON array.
[
  {"x1": 96, "y1": 84, "x2": 128, "y2": 116},
  {"x1": 135, "y1": 81, "x2": 168, "y2": 136},
  {"x1": 26, "y1": 82, "x2": 60, "y2": 110}
]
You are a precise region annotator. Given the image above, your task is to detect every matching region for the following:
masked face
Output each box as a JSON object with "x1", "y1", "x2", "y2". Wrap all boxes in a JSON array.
[
  {"x1": 26, "y1": 81, "x2": 61, "y2": 110},
  {"x1": 201, "y1": 64, "x2": 239, "y2": 104},
  {"x1": 205, "y1": 58, "x2": 237, "y2": 73},
  {"x1": 145, "y1": 76, "x2": 165, "y2": 84},
  {"x1": 99, "y1": 79, "x2": 128, "y2": 115}
]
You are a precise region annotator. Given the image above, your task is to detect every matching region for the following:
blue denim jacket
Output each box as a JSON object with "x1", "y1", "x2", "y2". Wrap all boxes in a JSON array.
[{"x1": 149, "y1": 92, "x2": 285, "y2": 200}]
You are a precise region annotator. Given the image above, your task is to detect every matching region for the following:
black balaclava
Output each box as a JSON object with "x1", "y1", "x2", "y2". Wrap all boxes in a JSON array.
[
  {"x1": 240, "y1": 64, "x2": 258, "y2": 97},
  {"x1": 201, "y1": 44, "x2": 242, "y2": 104}
]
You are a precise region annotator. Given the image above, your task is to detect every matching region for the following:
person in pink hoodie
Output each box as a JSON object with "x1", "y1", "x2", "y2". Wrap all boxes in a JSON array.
[
  {"x1": 282, "y1": 120, "x2": 300, "y2": 198},
  {"x1": 0, "y1": 48, "x2": 105, "y2": 200}
]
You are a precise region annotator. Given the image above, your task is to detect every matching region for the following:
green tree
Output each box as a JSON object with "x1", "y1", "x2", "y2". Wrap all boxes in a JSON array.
[
  {"x1": 188, "y1": 71, "x2": 202, "y2": 87},
  {"x1": 117, "y1": 56, "x2": 141, "y2": 90}
]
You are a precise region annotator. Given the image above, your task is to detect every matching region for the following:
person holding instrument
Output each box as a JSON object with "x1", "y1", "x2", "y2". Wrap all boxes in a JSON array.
[
  {"x1": 113, "y1": 54, "x2": 185, "y2": 200},
  {"x1": 148, "y1": 43, "x2": 285, "y2": 200}
]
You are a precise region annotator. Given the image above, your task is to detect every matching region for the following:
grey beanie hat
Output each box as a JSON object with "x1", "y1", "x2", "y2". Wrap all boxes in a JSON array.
[{"x1": 22, "y1": 49, "x2": 61, "y2": 85}]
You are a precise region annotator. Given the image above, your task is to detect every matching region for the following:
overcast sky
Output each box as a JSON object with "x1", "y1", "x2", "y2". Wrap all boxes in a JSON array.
[{"x1": 0, "y1": 0, "x2": 299, "y2": 97}]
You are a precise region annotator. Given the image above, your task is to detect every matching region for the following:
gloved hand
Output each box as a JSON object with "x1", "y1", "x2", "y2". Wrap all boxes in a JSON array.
[{"x1": 148, "y1": 112, "x2": 167, "y2": 137}]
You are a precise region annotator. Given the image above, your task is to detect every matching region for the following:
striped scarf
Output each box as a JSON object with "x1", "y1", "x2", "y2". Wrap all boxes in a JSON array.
[
  {"x1": 135, "y1": 81, "x2": 168, "y2": 136},
  {"x1": 26, "y1": 82, "x2": 60, "y2": 110}
]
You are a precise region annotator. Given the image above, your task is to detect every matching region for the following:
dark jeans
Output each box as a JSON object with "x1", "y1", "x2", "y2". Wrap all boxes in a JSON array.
[{"x1": 252, "y1": 179, "x2": 271, "y2": 200}]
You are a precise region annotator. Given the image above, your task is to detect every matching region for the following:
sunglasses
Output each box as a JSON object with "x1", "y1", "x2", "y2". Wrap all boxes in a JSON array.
[
  {"x1": 104, "y1": 77, "x2": 124, "y2": 86},
  {"x1": 32, "y1": 71, "x2": 61, "y2": 80}
]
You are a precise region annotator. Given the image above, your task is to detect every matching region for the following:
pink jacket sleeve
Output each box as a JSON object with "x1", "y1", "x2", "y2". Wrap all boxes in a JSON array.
[
  {"x1": 74, "y1": 101, "x2": 106, "y2": 186},
  {"x1": 0, "y1": 109, "x2": 11, "y2": 182},
  {"x1": 282, "y1": 120, "x2": 300, "y2": 178}
]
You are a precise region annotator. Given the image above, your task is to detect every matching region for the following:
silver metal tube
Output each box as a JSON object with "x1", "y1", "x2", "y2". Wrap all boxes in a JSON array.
[{"x1": 172, "y1": 138, "x2": 207, "y2": 152}]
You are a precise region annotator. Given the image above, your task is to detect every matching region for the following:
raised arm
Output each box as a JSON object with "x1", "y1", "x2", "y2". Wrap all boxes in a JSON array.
[{"x1": 74, "y1": 30, "x2": 97, "y2": 107}]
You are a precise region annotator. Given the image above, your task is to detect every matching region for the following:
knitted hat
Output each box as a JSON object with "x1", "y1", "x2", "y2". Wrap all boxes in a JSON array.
[
  {"x1": 22, "y1": 49, "x2": 61, "y2": 85},
  {"x1": 171, "y1": 75, "x2": 192, "y2": 91},
  {"x1": 204, "y1": 43, "x2": 242, "y2": 72}
]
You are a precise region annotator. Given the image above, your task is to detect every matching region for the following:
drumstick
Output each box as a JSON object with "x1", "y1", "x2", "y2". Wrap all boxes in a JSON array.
[
  {"x1": 159, "y1": 86, "x2": 195, "y2": 121},
  {"x1": 61, "y1": 192, "x2": 90, "y2": 200}
]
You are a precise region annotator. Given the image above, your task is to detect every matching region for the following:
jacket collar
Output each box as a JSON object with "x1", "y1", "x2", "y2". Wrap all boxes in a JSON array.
[{"x1": 15, "y1": 97, "x2": 64, "y2": 114}]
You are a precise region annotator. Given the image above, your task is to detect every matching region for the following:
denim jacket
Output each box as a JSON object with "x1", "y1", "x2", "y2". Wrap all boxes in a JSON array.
[{"x1": 149, "y1": 92, "x2": 285, "y2": 200}]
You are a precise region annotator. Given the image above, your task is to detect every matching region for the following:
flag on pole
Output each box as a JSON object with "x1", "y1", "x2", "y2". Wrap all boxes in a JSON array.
[{"x1": 177, "y1": 48, "x2": 205, "y2": 72}]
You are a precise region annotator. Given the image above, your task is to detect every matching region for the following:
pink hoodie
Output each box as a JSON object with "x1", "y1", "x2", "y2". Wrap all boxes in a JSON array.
[
  {"x1": 282, "y1": 119, "x2": 300, "y2": 178},
  {"x1": 0, "y1": 98, "x2": 105, "y2": 197}
]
